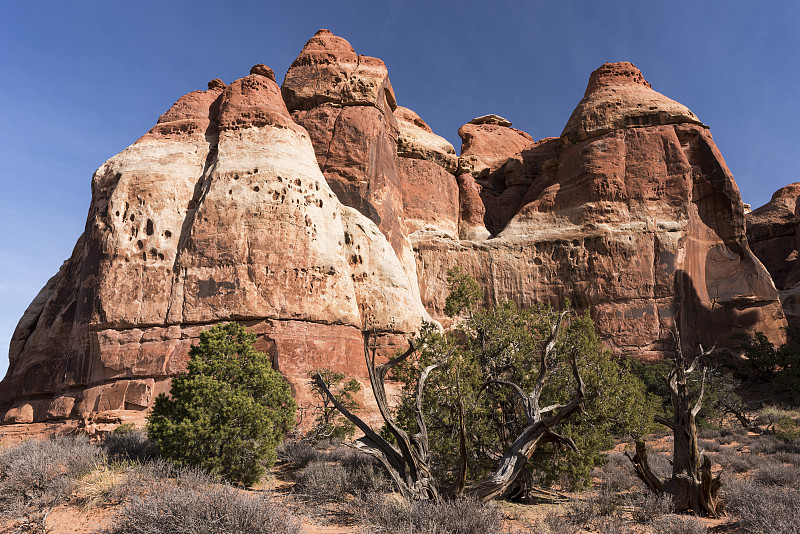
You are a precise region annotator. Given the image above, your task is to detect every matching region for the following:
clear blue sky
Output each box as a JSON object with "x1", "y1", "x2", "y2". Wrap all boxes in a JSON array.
[{"x1": 1, "y1": 1, "x2": 798, "y2": 379}]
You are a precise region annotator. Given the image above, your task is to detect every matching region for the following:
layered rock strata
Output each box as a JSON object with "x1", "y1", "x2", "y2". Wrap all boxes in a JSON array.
[
  {"x1": 1, "y1": 37, "x2": 788, "y2": 437},
  {"x1": 414, "y1": 62, "x2": 785, "y2": 358}
]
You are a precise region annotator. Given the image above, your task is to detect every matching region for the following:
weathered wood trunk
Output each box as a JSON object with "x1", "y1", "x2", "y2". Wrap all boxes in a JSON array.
[{"x1": 627, "y1": 333, "x2": 723, "y2": 517}]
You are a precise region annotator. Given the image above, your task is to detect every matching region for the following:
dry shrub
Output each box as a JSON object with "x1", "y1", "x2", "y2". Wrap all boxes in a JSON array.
[
  {"x1": 106, "y1": 480, "x2": 300, "y2": 534},
  {"x1": 650, "y1": 515, "x2": 708, "y2": 534},
  {"x1": 0, "y1": 435, "x2": 102, "y2": 518},
  {"x1": 698, "y1": 439, "x2": 721, "y2": 452},
  {"x1": 714, "y1": 450, "x2": 760, "y2": 473},
  {"x1": 294, "y1": 461, "x2": 349, "y2": 501},
  {"x1": 276, "y1": 440, "x2": 320, "y2": 468},
  {"x1": 753, "y1": 463, "x2": 800, "y2": 488},
  {"x1": 646, "y1": 451, "x2": 673, "y2": 479},
  {"x1": 725, "y1": 478, "x2": 800, "y2": 533},
  {"x1": 717, "y1": 433, "x2": 737, "y2": 445},
  {"x1": 293, "y1": 453, "x2": 388, "y2": 502},
  {"x1": 354, "y1": 493, "x2": 502, "y2": 534},
  {"x1": 102, "y1": 430, "x2": 157, "y2": 463},
  {"x1": 598, "y1": 453, "x2": 639, "y2": 491},
  {"x1": 697, "y1": 428, "x2": 722, "y2": 439},
  {"x1": 628, "y1": 490, "x2": 673, "y2": 524},
  {"x1": 531, "y1": 511, "x2": 580, "y2": 534},
  {"x1": 773, "y1": 452, "x2": 800, "y2": 466}
]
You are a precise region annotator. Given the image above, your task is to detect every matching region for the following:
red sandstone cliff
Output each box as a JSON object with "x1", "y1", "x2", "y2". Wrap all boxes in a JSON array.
[{"x1": 0, "y1": 34, "x2": 788, "y2": 438}]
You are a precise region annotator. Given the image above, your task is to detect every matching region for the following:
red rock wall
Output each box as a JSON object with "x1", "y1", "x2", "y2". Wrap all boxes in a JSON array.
[{"x1": 1, "y1": 44, "x2": 789, "y2": 438}]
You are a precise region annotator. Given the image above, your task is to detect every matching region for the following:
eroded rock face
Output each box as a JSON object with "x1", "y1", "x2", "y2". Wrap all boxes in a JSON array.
[
  {"x1": 415, "y1": 63, "x2": 785, "y2": 357},
  {"x1": 2, "y1": 42, "x2": 788, "y2": 437},
  {"x1": 561, "y1": 62, "x2": 706, "y2": 144},
  {"x1": 1, "y1": 60, "x2": 428, "y2": 433},
  {"x1": 393, "y1": 106, "x2": 459, "y2": 239},
  {"x1": 748, "y1": 183, "x2": 800, "y2": 327}
]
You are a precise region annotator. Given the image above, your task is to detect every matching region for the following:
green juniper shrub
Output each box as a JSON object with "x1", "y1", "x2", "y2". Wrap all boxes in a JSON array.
[
  {"x1": 729, "y1": 330, "x2": 800, "y2": 402},
  {"x1": 389, "y1": 271, "x2": 658, "y2": 493},
  {"x1": 146, "y1": 322, "x2": 296, "y2": 487}
]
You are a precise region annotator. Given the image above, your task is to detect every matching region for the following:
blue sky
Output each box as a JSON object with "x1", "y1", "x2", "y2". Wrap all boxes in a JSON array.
[{"x1": 1, "y1": 1, "x2": 798, "y2": 379}]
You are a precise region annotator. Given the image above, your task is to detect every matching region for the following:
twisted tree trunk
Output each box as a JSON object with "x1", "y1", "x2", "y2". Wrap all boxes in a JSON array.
[
  {"x1": 315, "y1": 311, "x2": 588, "y2": 503},
  {"x1": 627, "y1": 332, "x2": 722, "y2": 517}
]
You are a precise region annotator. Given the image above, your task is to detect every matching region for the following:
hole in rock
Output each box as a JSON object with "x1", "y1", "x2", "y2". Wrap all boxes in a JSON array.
[
  {"x1": 164, "y1": 230, "x2": 172, "y2": 238},
  {"x1": 253, "y1": 186, "x2": 260, "y2": 192},
  {"x1": 146, "y1": 219, "x2": 154, "y2": 236},
  {"x1": 136, "y1": 240, "x2": 144, "y2": 250}
]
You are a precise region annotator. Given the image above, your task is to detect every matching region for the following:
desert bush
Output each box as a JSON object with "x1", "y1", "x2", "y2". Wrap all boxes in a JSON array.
[
  {"x1": 698, "y1": 439, "x2": 721, "y2": 452},
  {"x1": 749, "y1": 434, "x2": 782, "y2": 455},
  {"x1": 293, "y1": 461, "x2": 349, "y2": 501},
  {"x1": 147, "y1": 322, "x2": 296, "y2": 487},
  {"x1": 293, "y1": 453, "x2": 388, "y2": 502},
  {"x1": 697, "y1": 428, "x2": 722, "y2": 439},
  {"x1": 717, "y1": 433, "x2": 737, "y2": 445},
  {"x1": 355, "y1": 493, "x2": 502, "y2": 534},
  {"x1": 753, "y1": 463, "x2": 800, "y2": 487},
  {"x1": 529, "y1": 511, "x2": 579, "y2": 534},
  {"x1": 0, "y1": 435, "x2": 102, "y2": 517},
  {"x1": 105, "y1": 480, "x2": 300, "y2": 534},
  {"x1": 650, "y1": 515, "x2": 708, "y2": 534},
  {"x1": 773, "y1": 452, "x2": 800, "y2": 465},
  {"x1": 725, "y1": 478, "x2": 800, "y2": 533},
  {"x1": 598, "y1": 453, "x2": 639, "y2": 491},
  {"x1": 628, "y1": 490, "x2": 673, "y2": 523},
  {"x1": 714, "y1": 450, "x2": 760, "y2": 473},
  {"x1": 102, "y1": 429, "x2": 157, "y2": 463},
  {"x1": 276, "y1": 440, "x2": 320, "y2": 468}
]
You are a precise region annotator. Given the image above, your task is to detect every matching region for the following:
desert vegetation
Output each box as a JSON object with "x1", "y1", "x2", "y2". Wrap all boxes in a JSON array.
[{"x1": 2, "y1": 276, "x2": 800, "y2": 533}]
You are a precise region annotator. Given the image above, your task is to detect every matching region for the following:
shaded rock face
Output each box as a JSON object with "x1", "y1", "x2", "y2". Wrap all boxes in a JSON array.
[
  {"x1": 2, "y1": 43, "x2": 787, "y2": 435},
  {"x1": 748, "y1": 183, "x2": 800, "y2": 327}
]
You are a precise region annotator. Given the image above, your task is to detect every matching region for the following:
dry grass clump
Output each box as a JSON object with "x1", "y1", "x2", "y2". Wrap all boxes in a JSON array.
[
  {"x1": 627, "y1": 490, "x2": 673, "y2": 524},
  {"x1": 0, "y1": 435, "x2": 102, "y2": 523},
  {"x1": 353, "y1": 493, "x2": 502, "y2": 534},
  {"x1": 293, "y1": 452, "x2": 387, "y2": 502},
  {"x1": 105, "y1": 478, "x2": 301, "y2": 534}
]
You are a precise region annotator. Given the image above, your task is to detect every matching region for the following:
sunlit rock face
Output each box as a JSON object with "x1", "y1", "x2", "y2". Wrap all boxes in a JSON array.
[
  {"x1": 1, "y1": 41, "x2": 787, "y2": 438},
  {"x1": 1, "y1": 58, "x2": 428, "y2": 435},
  {"x1": 747, "y1": 183, "x2": 800, "y2": 328}
]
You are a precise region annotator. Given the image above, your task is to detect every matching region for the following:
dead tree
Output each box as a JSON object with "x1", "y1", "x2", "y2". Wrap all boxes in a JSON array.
[
  {"x1": 312, "y1": 332, "x2": 444, "y2": 501},
  {"x1": 627, "y1": 332, "x2": 723, "y2": 517},
  {"x1": 313, "y1": 311, "x2": 589, "y2": 503}
]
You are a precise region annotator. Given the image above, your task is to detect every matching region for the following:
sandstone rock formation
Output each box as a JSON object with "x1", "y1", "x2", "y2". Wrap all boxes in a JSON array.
[
  {"x1": 1, "y1": 34, "x2": 788, "y2": 438},
  {"x1": 1, "y1": 54, "x2": 427, "y2": 436},
  {"x1": 747, "y1": 183, "x2": 800, "y2": 327},
  {"x1": 414, "y1": 62, "x2": 785, "y2": 358}
]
